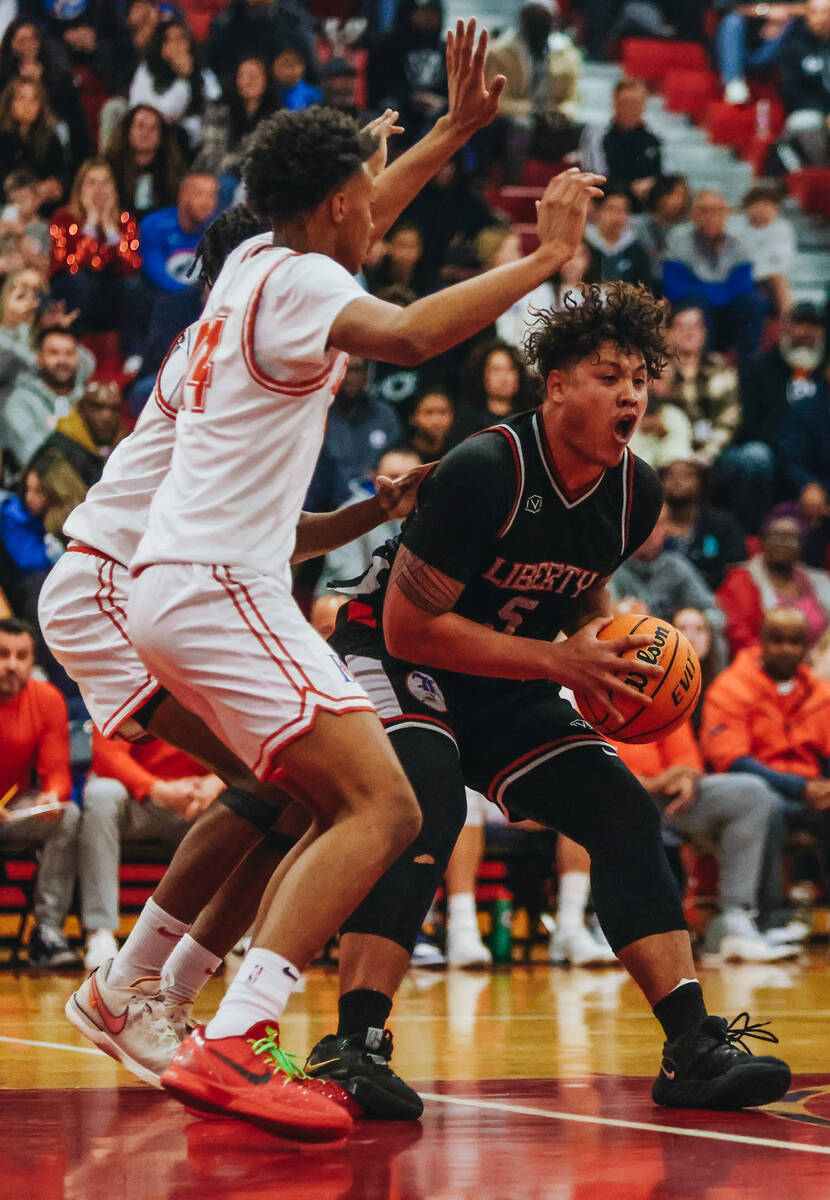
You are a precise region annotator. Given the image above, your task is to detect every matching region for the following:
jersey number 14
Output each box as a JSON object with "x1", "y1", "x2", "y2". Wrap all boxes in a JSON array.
[{"x1": 185, "y1": 316, "x2": 227, "y2": 412}]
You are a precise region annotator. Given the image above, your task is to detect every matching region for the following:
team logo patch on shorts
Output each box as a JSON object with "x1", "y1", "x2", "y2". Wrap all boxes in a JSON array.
[{"x1": 406, "y1": 671, "x2": 448, "y2": 713}]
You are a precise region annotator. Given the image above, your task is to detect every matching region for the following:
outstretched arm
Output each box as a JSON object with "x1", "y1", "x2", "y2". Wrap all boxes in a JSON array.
[{"x1": 369, "y1": 19, "x2": 506, "y2": 241}]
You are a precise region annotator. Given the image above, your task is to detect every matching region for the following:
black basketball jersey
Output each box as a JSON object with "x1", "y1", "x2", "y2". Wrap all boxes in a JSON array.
[{"x1": 337, "y1": 408, "x2": 662, "y2": 646}]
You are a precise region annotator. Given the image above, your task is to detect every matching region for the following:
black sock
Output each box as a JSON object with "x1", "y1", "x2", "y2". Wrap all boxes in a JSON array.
[
  {"x1": 337, "y1": 989, "x2": 393, "y2": 1040},
  {"x1": 653, "y1": 981, "x2": 708, "y2": 1041}
]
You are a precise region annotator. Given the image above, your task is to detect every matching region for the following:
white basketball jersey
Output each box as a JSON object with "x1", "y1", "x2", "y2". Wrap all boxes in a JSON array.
[{"x1": 133, "y1": 241, "x2": 364, "y2": 579}]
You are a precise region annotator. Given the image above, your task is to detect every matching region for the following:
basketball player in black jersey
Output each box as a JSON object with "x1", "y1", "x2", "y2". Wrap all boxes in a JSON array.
[{"x1": 307, "y1": 282, "x2": 791, "y2": 1113}]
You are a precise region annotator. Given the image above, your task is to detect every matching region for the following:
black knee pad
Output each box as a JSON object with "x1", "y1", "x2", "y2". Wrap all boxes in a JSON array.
[
  {"x1": 263, "y1": 830, "x2": 297, "y2": 856},
  {"x1": 218, "y1": 786, "x2": 281, "y2": 834},
  {"x1": 341, "y1": 726, "x2": 467, "y2": 953}
]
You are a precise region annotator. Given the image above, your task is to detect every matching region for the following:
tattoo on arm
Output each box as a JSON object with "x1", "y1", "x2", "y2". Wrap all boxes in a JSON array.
[{"x1": 389, "y1": 545, "x2": 465, "y2": 616}]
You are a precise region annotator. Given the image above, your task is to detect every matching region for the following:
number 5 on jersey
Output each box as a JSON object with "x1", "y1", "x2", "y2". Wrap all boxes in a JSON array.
[{"x1": 184, "y1": 316, "x2": 226, "y2": 413}]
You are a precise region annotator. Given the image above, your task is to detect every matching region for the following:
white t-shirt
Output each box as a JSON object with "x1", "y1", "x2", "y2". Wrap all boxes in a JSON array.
[
  {"x1": 728, "y1": 213, "x2": 796, "y2": 282},
  {"x1": 133, "y1": 238, "x2": 366, "y2": 579}
]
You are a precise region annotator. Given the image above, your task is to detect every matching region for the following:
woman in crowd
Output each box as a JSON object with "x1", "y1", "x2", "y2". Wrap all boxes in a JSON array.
[
  {"x1": 105, "y1": 105, "x2": 186, "y2": 221},
  {"x1": 664, "y1": 304, "x2": 741, "y2": 465},
  {"x1": 405, "y1": 388, "x2": 457, "y2": 460},
  {"x1": 196, "y1": 57, "x2": 281, "y2": 185},
  {"x1": 673, "y1": 606, "x2": 723, "y2": 729},
  {"x1": 459, "y1": 338, "x2": 540, "y2": 423},
  {"x1": 476, "y1": 224, "x2": 556, "y2": 351},
  {"x1": 129, "y1": 19, "x2": 221, "y2": 153},
  {"x1": 717, "y1": 512, "x2": 830, "y2": 656},
  {"x1": 0, "y1": 78, "x2": 68, "y2": 203},
  {"x1": 49, "y1": 159, "x2": 142, "y2": 337},
  {"x1": 0, "y1": 265, "x2": 46, "y2": 411}
]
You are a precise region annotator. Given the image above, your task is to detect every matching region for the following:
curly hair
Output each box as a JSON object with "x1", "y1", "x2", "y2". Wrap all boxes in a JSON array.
[
  {"x1": 523, "y1": 282, "x2": 668, "y2": 381},
  {"x1": 242, "y1": 106, "x2": 377, "y2": 223},
  {"x1": 194, "y1": 204, "x2": 267, "y2": 288}
]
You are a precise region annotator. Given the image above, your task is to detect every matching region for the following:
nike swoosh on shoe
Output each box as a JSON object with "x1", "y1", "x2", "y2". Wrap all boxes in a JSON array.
[
  {"x1": 206, "y1": 1046, "x2": 273, "y2": 1085},
  {"x1": 88, "y1": 974, "x2": 128, "y2": 1035}
]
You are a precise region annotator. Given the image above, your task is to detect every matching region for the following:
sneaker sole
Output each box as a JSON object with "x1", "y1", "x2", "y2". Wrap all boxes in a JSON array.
[
  {"x1": 653, "y1": 1061, "x2": 792, "y2": 1110},
  {"x1": 64, "y1": 992, "x2": 164, "y2": 1089},
  {"x1": 161, "y1": 1065, "x2": 352, "y2": 1142},
  {"x1": 305, "y1": 1064, "x2": 424, "y2": 1121}
]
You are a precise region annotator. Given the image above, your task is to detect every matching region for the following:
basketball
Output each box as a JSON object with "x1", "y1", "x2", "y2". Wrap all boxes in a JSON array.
[{"x1": 573, "y1": 615, "x2": 701, "y2": 744}]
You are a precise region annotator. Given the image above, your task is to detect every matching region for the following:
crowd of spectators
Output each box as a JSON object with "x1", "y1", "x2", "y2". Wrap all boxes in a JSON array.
[{"x1": 3, "y1": 0, "x2": 830, "y2": 972}]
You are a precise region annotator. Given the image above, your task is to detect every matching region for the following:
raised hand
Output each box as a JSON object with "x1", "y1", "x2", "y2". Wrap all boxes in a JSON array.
[
  {"x1": 536, "y1": 168, "x2": 605, "y2": 260},
  {"x1": 364, "y1": 108, "x2": 405, "y2": 179},
  {"x1": 445, "y1": 18, "x2": 506, "y2": 135}
]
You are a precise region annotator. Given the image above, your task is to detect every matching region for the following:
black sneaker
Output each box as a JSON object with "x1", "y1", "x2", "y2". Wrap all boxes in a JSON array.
[
  {"x1": 305, "y1": 1028, "x2": 424, "y2": 1120},
  {"x1": 27, "y1": 924, "x2": 82, "y2": 969},
  {"x1": 652, "y1": 1012, "x2": 791, "y2": 1110}
]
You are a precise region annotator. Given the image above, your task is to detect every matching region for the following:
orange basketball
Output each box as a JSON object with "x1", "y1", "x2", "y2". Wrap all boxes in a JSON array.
[{"x1": 572, "y1": 615, "x2": 701, "y2": 744}]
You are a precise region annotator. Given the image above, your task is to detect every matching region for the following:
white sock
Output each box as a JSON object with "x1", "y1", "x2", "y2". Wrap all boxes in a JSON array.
[
  {"x1": 448, "y1": 892, "x2": 477, "y2": 929},
  {"x1": 108, "y1": 898, "x2": 190, "y2": 986},
  {"x1": 161, "y1": 934, "x2": 222, "y2": 1004},
  {"x1": 557, "y1": 872, "x2": 591, "y2": 935},
  {"x1": 205, "y1": 947, "x2": 301, "y2": 1039}
]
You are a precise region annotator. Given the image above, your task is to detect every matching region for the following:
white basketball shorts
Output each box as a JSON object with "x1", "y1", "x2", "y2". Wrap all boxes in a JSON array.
[
  {"x1": 128, "y1": 562, "x2": 374, "y2": 781},
  {"x1": 38, "y1": 547, "x2": 161, "y2": 737}
]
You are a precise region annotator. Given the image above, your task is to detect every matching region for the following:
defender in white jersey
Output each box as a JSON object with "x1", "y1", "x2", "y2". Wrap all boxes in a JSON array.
[{"x1": 134, "y1": 100, "x2": 603, "y2": 1135}]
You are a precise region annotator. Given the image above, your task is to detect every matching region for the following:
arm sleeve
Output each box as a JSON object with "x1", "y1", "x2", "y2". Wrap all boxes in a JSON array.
[
  {"x1": 91, "y1": 727, "x2": 156, "y2": 802},
  {"x1": 253, "y1": 254, "x2": 367, "y2": 381},
  {"x1": 36, "y1": 686, "x2": 71, "y2": 800},
  {"x1": 730, "y1": 755, "x2": 808, "y2": 799},
  {"x1": 623, "y1": 457, "x2": 663, "y2": 560},
  {"x1": 400, "y1": 432, "x2": 518, "y2": 583}
]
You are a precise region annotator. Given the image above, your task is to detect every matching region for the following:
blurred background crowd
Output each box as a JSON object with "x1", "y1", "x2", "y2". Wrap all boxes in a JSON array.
[{"x1": 4, "y1": 0, "x2": 830, "y2": 978}]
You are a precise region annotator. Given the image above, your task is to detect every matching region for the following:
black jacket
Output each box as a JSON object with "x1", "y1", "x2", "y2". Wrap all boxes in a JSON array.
[
  {"x1": 779, "y1": 17, "x2": 830, "y2": 114},
  {"x1": 736, "y1": 346, "x2": 826, "y2": 449}
]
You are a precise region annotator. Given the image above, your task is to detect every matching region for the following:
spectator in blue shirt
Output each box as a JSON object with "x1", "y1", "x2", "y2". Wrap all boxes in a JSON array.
[
  {"x1": 322, "y1": 356, "x2": 403, "y2": 486},
  {"x1": 139, "y1": 171, "x2": 219, "y2": 293},
  {"x1": 663, "y1": 189, "x2": 765, "y2": 363}
]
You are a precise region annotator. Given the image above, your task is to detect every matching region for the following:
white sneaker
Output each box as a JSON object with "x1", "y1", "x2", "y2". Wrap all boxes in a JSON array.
[
  {"x1": 766, "y1": 919, "x2": 810, "y2": 945},
  {"x1": 550, "y1": 925, "x2": 617, "y2": 966},
  {"x1": 84, "y1": 929, "x2": 119, "y2": 971},
  {"x1": 447, "y1": 923, "x2": 492, "y2": 969},
  {"x1": 725, "y1": 78, "x2": 750, "y2": 105},
  {"x1": 65, "y1": 957, "x2": 180, "y2": 1087},
  {"x1": 703, "y1": 911, "x2": 800, "y2": 964},
  {"x1": 410, "y1": 938, "x2": 446, "y2": 968}
]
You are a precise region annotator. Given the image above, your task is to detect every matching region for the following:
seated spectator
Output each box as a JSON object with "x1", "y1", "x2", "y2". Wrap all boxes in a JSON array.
[
  {"x1": 664, "y1": 304, "x2": 741, "y2": 464},
  {"x1": 663, "y1": 189, "x2": 764, "y2": 364},
  {"x1": 139, "y1": 171, "x2": 218, "y2": 294},
  {"x1": 0, "y1": 467, "x2": 63, "y2": 584},
  {"x1": 207, "y1": 0, "x2": 318, "y2": 93},
  {"x1": 476, "y1": 224, "x2": 555, "y2": 349},
  {"x1": 79, "y1": 728, "x2": 222, "y2": 970},
  {"x1": 774, "y1": 0, "x2": 830, "y2": 170},
  {"x1": 271, "y1": 44, "x2": 322, "y2": 111},
  {"x1": 701, "y1": 606, "x2": 830, "y2": 929},
  {"x1": 0, "y1": 266, "x2": 46, "y2": 413},
  {"x1": 28, "y1": 379, "x2": 124, "y2": 535},
  {"x1": 43, "y1": 0, "x2": 132, "y2": 86},
  {"x1": 129, "y1": 18, "x2": 221, "y2": 154},
  {"x1": 2, "y1": 327, "x2": 94, "y2": 472},
  {"x1": 369, "y1": 0, "x2": 448, "y2": 143},
  {"x1": 717, "y1": 512, "x2": 830, "y2": 653},
  {"x1": 0, "y1": 18, "x2": 89, "y2": 174},
  {"x1": 662, "y1": 459, "x2": 746, "y2": 591},
  {"x1": 403, "y1": 155, "x2": 494, "y2": 276},
  {"x1": 629, "y1": 368, "x2": 694, "y2": 469},
  {"x1": 673, "y1": 606, "x2": 723, "y2": 730},
  {"x1": 197, "y1": 57, "x2": 281, "y2": 184},
  {"x1": 0, "y1": 78, "x2": 69, "y2": 205},
  {"x1": 320, "y1": 56, "x2": 367, "y2": 121},
  {"x1": 725, "y1": 304, "x2": 827, "y2": 532},
  {"x1": 0, "y1": 167, "x2": 50, "y2": 276},
  {"x1": 404, "y1": 388, "x2": 456, "y2": 460},
  {"x1": 610, "y1": 505, "x2": 728, "y2": 654},
  {"x1": 0, "y1": 615, "x2": 80, "y2": 968},
  {"x1": 778, "y1": 372, "x2": 830, "y2": 545},
  {"x1": 484, "y1": 1, "x2": 582, "y2": 182},
  {"x1": 322, "y1": 357, "x2": 402, "y2": 487},
  {"x1": 458, "y1": 338, "x2": 540, "y2": 424},
  {"x1": 105, "y1": 105, "x2": 188, "y2": 223},
  {"x1": 101, "y1": 0, "x2": 161, "y2": 97},
  {"x1": 611, "y1": 719, "x2": 793, "y2": 962},
  {"x1": 715, "y1": 1, "x2": 800, "y2": 106},
  {"x1": 49, "y1": 160, "x2": 143, "y2": 342},
  {"x1": 730, "y1": 182, "x2": 795, "y2": 317},
  {"x1": 637, "y1": 172, "x2": 692, "y2": 280},
  {"x1": 584, "y1": 187, "x2": 655, "y2": 289},
  {"x1": 579, "y1": 77, "x2": 662, "y2": 203},
  {"x1": 366, "y1": 220, "x2": 433, "y2": 298}
]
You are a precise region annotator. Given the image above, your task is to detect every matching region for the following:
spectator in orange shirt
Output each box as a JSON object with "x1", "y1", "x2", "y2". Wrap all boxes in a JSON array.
[
  {"x1": 611, "y1": 718, "x2": 798, "y2": 962},
  {"x1": 0, "y1": 615, "x2": 80, "y2": 969},
  {"x1": 701, "y1": 606, "x2": 830, "y2": 918},
  {"x1": 78, "y1": 729, "x2": 224, "y2": 970}
]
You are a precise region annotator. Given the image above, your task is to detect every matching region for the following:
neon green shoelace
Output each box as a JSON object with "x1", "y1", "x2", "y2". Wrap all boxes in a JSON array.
[{"x1": 248, "y1": 1025, "x2": 308, "y2": 1079}]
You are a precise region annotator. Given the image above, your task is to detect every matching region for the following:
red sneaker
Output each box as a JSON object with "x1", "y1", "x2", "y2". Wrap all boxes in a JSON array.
[{"x1": 161, "y1": 1022, "x2": 353, "y2": 1142}]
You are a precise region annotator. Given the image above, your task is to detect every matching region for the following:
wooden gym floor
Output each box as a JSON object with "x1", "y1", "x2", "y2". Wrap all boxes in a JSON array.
[{"x1": 4, "y1": 954, "x2": 830, "y2": 1199}]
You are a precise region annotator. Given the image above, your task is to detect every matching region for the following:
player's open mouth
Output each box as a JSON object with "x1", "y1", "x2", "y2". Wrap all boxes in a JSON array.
[{"x1": 614, "y1": 415, "x2": 637, "y2": 442}]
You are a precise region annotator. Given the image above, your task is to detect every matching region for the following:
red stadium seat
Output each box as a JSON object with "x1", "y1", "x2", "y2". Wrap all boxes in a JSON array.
[
  {"x1": 662, "y1": 68, "x2": 719, "y2": 120},
  {"x1": 620, "y1": 38, "x2": 709, "y2": 85},
  {"x1": 487, "y1": 186, "x2": 544, "y2": 225},
  {"x1": 521, "y1": 158, "x2": 567, "y2": 187},
  {"x1": 705, "y1": 99, "x2": 784, "y2": 152},
  {"x1": 787, "y1": 167, "x2": 830, "y2": 217},
  {"x1": 513, "y1": 223, "x2": 539, "y2": 256}
]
